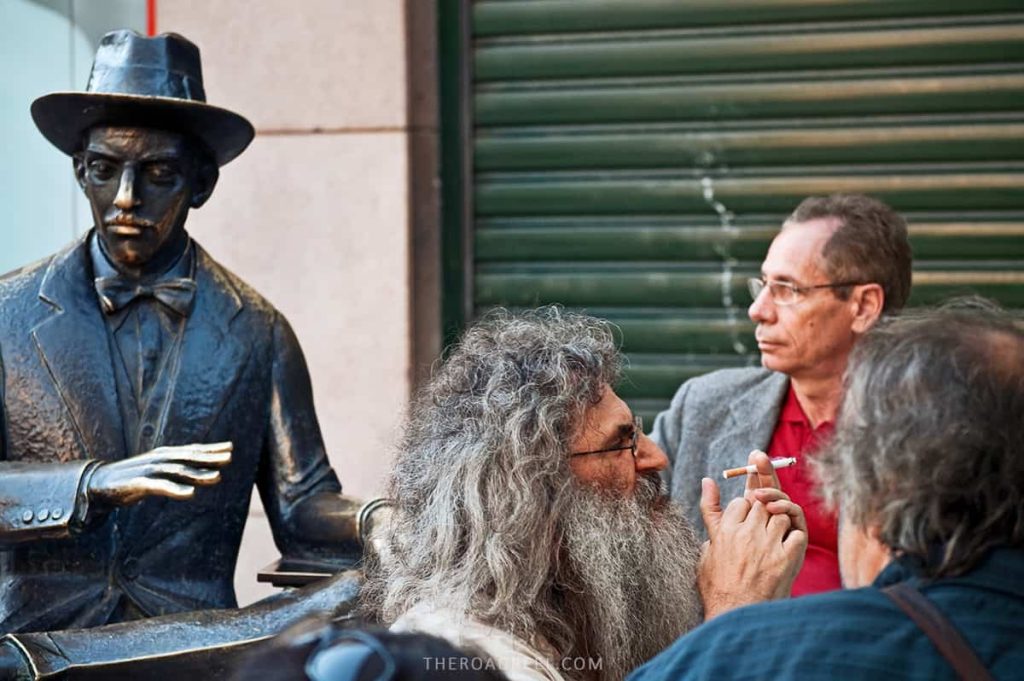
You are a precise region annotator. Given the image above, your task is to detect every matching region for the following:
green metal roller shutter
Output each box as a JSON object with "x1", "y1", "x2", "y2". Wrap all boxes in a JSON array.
[{"x1": 441, "y1": 0, "x2": 1024, "y2": 422}]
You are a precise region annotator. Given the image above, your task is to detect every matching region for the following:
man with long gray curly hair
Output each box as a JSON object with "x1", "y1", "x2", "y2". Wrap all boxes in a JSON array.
[
  {"x1": 362, "y1": 307, "x2": 807, "y2": 681},
  {"x1": 630, "y1": 300, "x2": 1024, "y2": 681}
]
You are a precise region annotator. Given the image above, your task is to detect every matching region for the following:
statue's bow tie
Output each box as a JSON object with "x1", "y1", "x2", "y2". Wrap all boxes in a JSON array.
[{"x1": 95, "y1": 276, "x2": 197, "y2": 316}]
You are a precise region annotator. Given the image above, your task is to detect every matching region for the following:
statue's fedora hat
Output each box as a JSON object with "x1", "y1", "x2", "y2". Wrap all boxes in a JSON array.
[{"x1": 31, "y1": 30, "x2": 254, "y2": 166}]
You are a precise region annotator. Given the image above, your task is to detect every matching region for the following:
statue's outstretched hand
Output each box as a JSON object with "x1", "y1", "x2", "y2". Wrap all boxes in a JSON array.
[{"x1": 88, "y1": 442, "x2": 233, "y2": 506}]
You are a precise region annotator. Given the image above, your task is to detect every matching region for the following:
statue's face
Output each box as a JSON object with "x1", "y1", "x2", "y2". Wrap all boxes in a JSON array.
[{"x1": 76, "y1": 126, "x2": 196, "y2": 270}]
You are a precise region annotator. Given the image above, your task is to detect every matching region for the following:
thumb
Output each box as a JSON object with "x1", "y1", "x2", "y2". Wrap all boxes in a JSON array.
[{"x1": 699, "y1": 477, "x2": 723, "y2": 537}]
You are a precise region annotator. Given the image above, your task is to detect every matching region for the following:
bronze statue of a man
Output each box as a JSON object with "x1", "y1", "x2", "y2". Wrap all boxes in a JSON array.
[{"x1": 0, "y1": 30, "x2": 363, "y2": 635}]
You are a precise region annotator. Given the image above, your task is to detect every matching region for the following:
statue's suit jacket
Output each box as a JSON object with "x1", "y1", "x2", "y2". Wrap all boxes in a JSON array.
[
  {"x1": 0, "y1": 233, "x2": 342, "y2": 633},
  {"x1": 649, "y1": 367, "x2": 789, "y2": 540}
]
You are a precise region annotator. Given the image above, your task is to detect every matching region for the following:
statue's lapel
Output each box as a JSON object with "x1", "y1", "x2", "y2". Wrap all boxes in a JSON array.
[
  {"x1": 160, "y1": 248, "x2": 250, "y2": 445},
  {"x1": 32, "y1": 236, "x2": 126, "y2": 461}
]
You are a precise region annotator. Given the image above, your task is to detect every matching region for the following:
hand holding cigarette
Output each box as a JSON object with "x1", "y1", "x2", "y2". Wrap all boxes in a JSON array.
[
  {"x1": 697, "y1": 450, "x2": 808, "y2": 620},
  {"x1": 738, "y1": 449, "x2": 789, "y2": 505}
]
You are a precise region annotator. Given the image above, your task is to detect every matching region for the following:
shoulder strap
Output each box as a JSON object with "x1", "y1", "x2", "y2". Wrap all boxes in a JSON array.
[{"x1": 882, "y1": 582, "x2": 994, "y2": 681}]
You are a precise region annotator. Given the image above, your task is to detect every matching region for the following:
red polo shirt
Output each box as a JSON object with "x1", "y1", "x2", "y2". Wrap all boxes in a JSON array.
[{"x1": 767, "y1": 385, "x2": 840, "y2": 596}]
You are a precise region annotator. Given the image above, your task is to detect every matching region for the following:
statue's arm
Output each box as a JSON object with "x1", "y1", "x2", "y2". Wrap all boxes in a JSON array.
[
  {"x1": 257, "y1": 312, "x2": 362, "y2": 560},
  {"x1": 1, "y1": 570, "x2": 363, "y2": 680},
  {"x1": 0, "y1": 349, "x2": 93, "y2": 545},
  {"x1": 0, "y1": 446, "x2": 229, "y2": 548},
  {"x1": 0, "y1": 460, "x2": 96, "y2": 545}
]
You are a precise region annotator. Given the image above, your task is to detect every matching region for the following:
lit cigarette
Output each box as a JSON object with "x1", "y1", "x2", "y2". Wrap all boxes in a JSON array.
[{"x1": 722, "y1": 457, "x2": 797, "y2": 479}]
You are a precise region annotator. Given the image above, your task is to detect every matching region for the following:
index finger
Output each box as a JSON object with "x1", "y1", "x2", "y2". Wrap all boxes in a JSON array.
[
  {"x1": 195, "y1": 441, "x2": 233, "y2": 453},
  {"x1": 179, "y1": 449, "x2": 232, "y2": 466},
  {"x1": 745, "y1": 449, "x2": 780, "y2": 495},
  {"x1": 145, "y1": 446, "x2": 232, "y2": 467}
]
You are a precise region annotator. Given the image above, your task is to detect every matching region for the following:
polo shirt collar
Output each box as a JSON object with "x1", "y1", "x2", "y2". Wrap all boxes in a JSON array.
[{"x1": 874, "y1": 547, "x2": 1024, "y2": 600}]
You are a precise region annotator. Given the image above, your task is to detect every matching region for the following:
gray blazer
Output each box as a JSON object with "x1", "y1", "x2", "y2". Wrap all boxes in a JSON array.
[{"x1": 649, "y1": 367, "x2": 789, "y2": 539}]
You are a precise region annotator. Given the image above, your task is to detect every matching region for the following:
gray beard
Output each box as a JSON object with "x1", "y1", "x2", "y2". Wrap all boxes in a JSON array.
[{"x1": 557, "y1": 474, "x2": 703, "y2": 681}]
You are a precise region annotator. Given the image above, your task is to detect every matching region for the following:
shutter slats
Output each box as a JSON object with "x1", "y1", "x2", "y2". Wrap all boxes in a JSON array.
[
  {"x1": 476, "y1": 267, "x2": 1024, "y2": 309},
  {"x1": 476, "y1": 219, "x2": 1024, "y2": 261},
  {"x1": 476, "y1": 172, "x2": 1024, "y2": 215},
  {"x1": 474, "y1": 0, "x2": 1024, "y2": 36},
  {"x1": 619, "y1": 354, "x2": 758, "y2": 402},
  {"x1": 477, "y1": 123, "x2": 1024, "y2": 170},
  {"x1": 604, "y1": 311, "x2": 757, "y2": 354},
  {"x1": 477, "y1": 72, "x2": 1024, "y2": 125},
  {"x1": 477, "y1": 22, "x2": 1024, "y2": 82},
  {"x1": 464, "y1": 1, "x2": 1024, "y2": 416}
]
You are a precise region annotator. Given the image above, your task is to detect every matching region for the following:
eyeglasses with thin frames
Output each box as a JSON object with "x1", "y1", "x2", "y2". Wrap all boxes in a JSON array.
[
  {"x1": 747, "y1": 276, "x2": 866, "y2": 306},
  {"x1": 570, "y1": 414, "x2": 642, "y2": 459}
]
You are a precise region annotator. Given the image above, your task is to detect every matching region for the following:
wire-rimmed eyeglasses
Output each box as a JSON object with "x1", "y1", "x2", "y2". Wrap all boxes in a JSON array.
[
  {"x1": 747, "y1": 276, "x2": 866, "y2": 306},
  {"x1": 570, "y1": 415, "x2": 642, "y2": 459}
]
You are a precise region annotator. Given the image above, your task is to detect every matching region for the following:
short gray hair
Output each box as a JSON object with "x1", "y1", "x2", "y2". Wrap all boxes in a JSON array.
[
  {"x1": 788, "y1": 193, "x2": 912, "y2": 313},
  {"x1": 815, "y1": 299, "x2": 1024, "y2": 577}
]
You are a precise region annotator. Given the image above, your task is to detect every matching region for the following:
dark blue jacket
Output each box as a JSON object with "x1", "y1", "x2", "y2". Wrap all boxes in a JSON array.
[{"x1": 629, "y1": 549, "x2": 1024, "y2": 681}]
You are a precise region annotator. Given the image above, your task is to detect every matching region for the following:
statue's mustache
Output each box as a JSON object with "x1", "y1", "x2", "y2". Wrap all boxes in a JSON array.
[{"x1": 106, "y1": 214, "x2": 155, "y2": 229}]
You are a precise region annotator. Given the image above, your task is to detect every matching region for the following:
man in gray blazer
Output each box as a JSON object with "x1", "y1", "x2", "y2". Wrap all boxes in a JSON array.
[{"x1": 650, "y1": 194, "x2": 912, "y2": 596}]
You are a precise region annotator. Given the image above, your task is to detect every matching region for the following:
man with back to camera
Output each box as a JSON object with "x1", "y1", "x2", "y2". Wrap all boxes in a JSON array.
[
  {"x1": 363, "y1": 306, "x2": 808, "y2": 681},
  {"x1": 0, "y1": 29, "x2": 373, "y2": 638},
  {"x1": 650, "y1": 193, "x2": 912, "y2": 597},
  {"x1": 629, "y1": 300, "x2": 1024, "y2": 680}
]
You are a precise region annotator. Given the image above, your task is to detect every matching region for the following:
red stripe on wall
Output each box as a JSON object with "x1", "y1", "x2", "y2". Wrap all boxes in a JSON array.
[{"x1": 147, "y1": 0, "x2": 157, "y2": 36}]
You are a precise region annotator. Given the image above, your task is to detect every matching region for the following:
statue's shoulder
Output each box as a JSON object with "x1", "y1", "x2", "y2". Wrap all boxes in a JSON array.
[
  {"x1": 0, "y1": 232, "x2": 91, "y2": 292},
  {"x1": 0, "y1": 237, "x2": 91, "y2": 338},
  {"x1": 0, "y1": 244, "x2": 72, "y2": 305},
  {"x1": 194, "y1": 243, "x2": 278, "y2": 321},
  {"x1": 0, "y1": 253, "x2": 49, "y2": 284}
]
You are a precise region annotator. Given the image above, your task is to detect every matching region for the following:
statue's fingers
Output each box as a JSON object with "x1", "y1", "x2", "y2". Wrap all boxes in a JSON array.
[
  {"x1": 134, "y1": 477, "x2": 195, "y2": 500},
  {"x1": 131, "y1": 448, "x2": 164, "y2": 463},
  {"x1": 147, "y1": 463, "x2": 222, "y2": 486},
  {"x1": 159, "y1": 448, "x2": 232, "y2": 467},
  {"x1": 186, "y1": 449, "x2": 232, "y2": 467},
  {"x1": 180, "y1": 468, "x2": 222, "y2": 486},
  {"x1": 136, "y1": 443, "x2": 232, "y2": 466},
  {"x1": 196, "y1": 441, "x2": 233, "y2": 453}
]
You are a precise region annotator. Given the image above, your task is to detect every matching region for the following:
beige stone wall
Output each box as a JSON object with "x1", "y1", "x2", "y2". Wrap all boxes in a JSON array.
[{"x1": 157, "y1": 0, "x2": 412, "y2": 605}]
